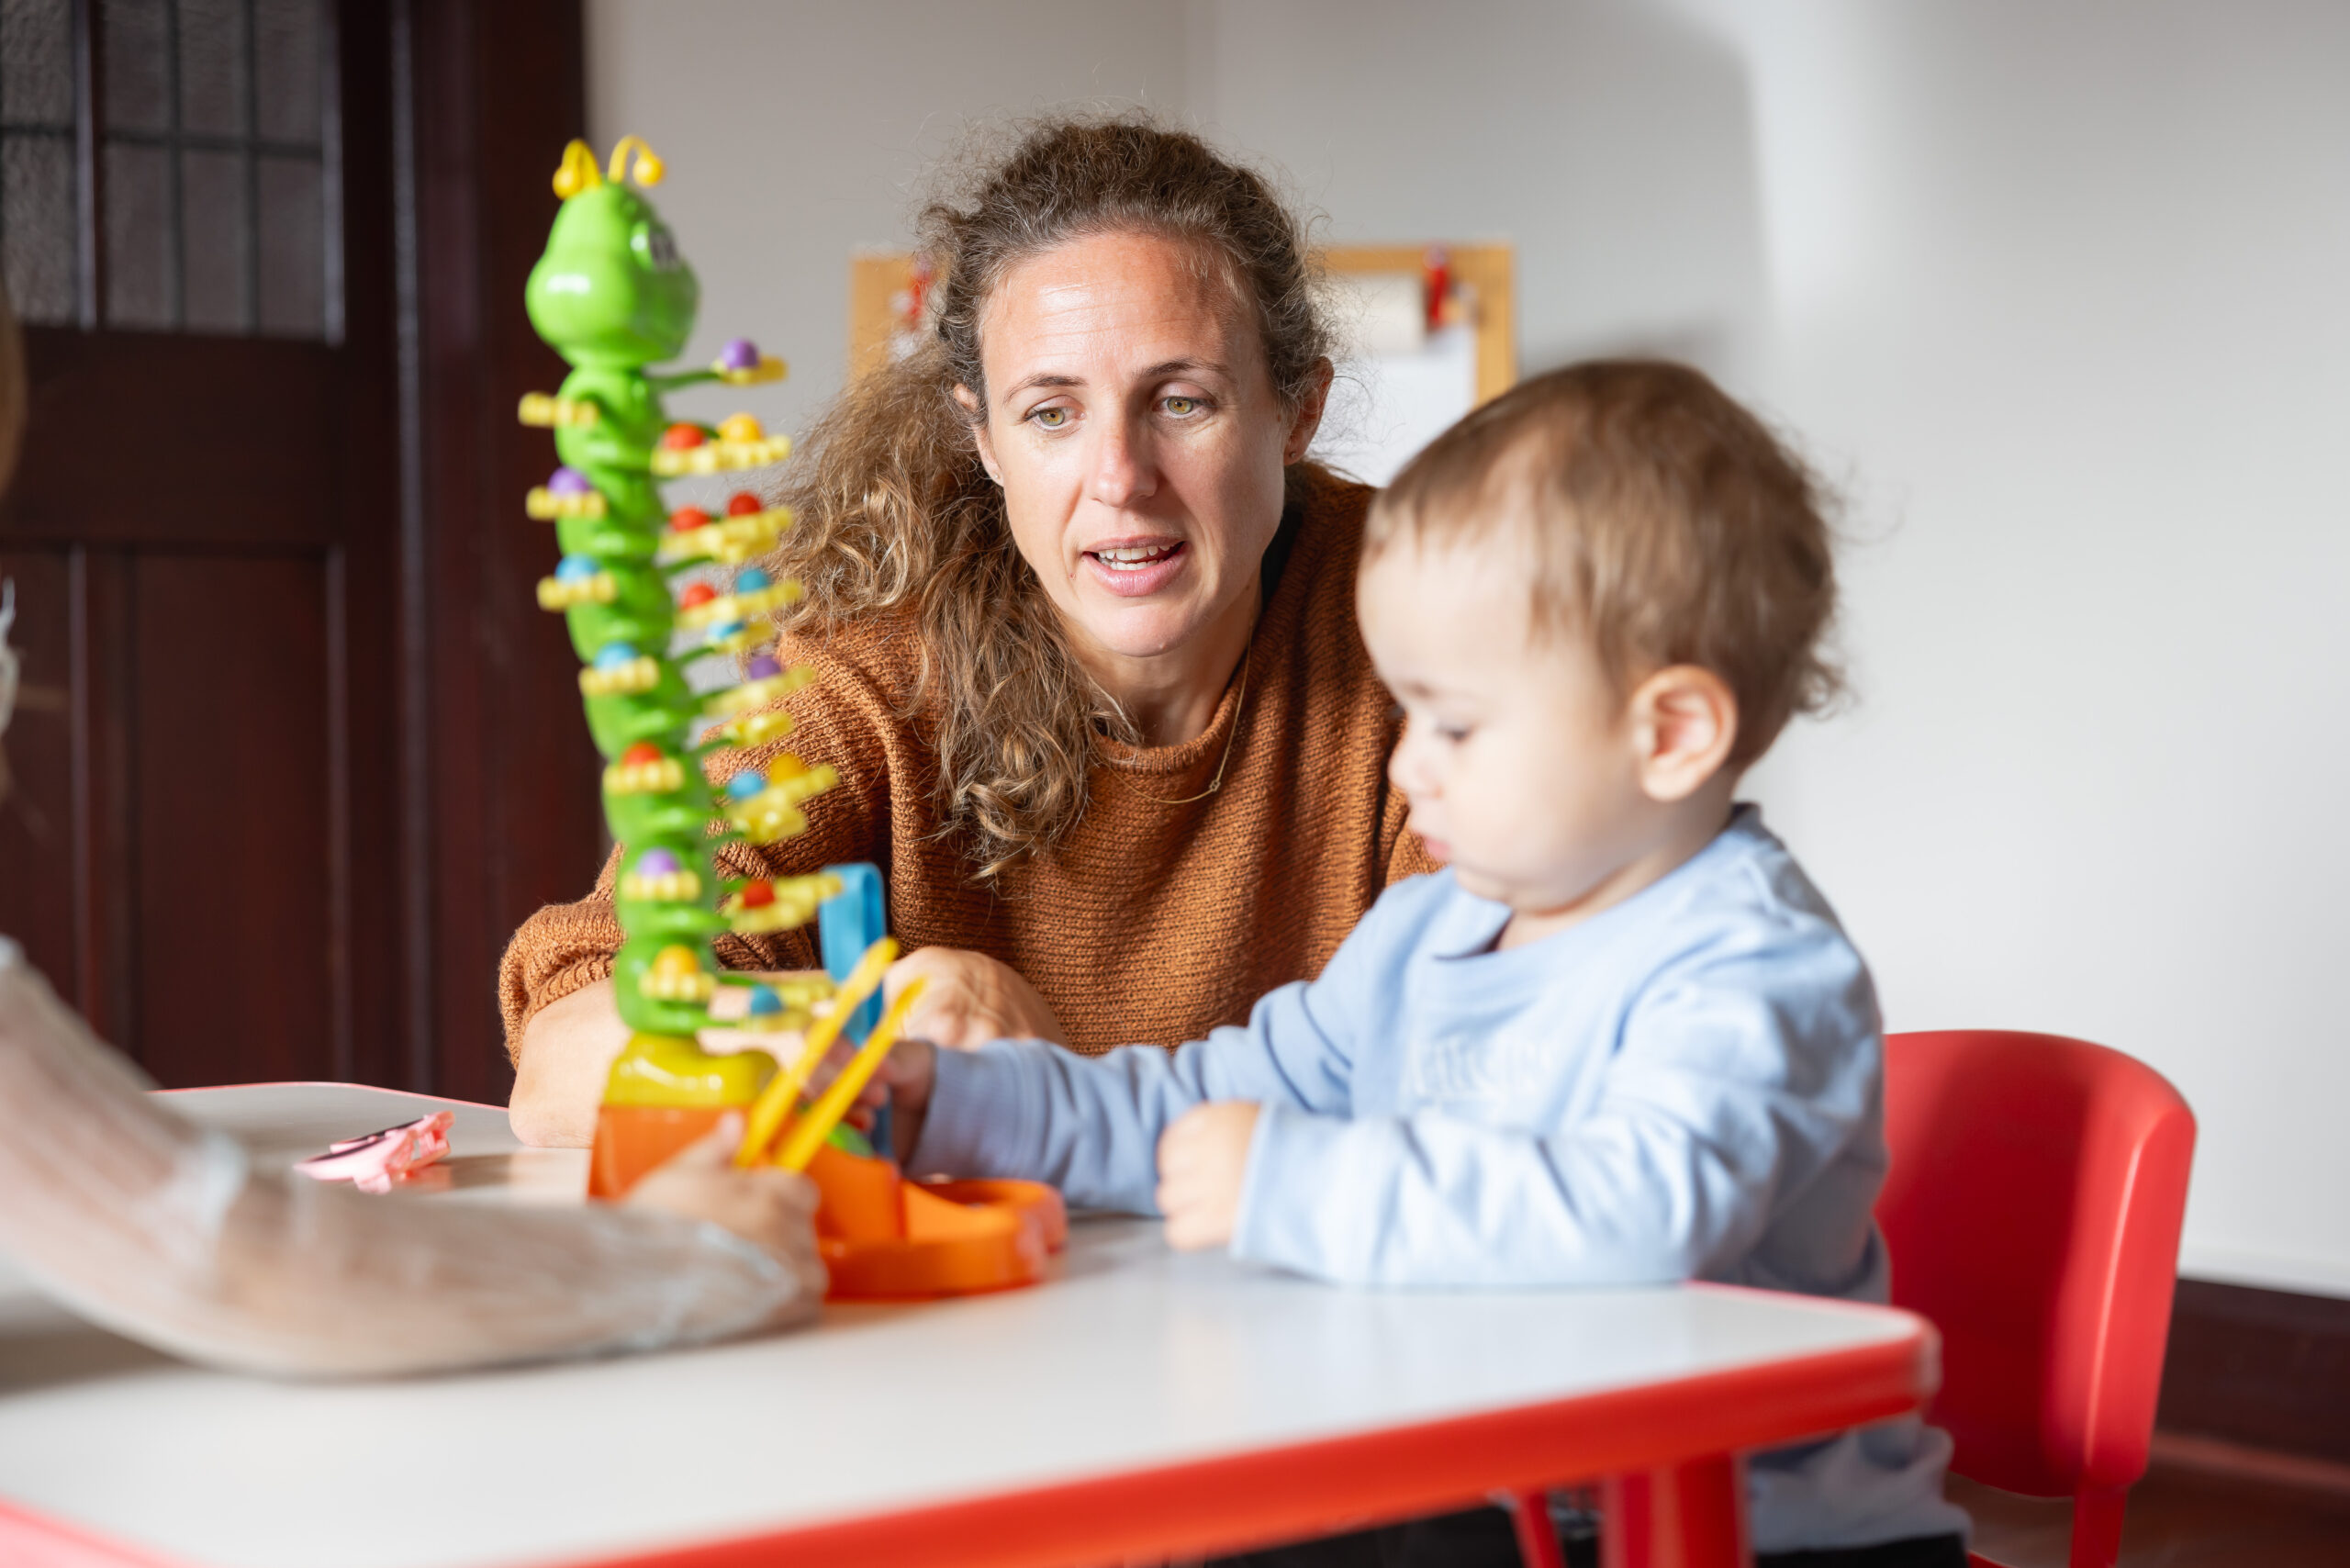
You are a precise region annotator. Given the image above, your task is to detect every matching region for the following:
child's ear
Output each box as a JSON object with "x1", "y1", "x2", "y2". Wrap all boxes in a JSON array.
[
  {"x1": 952, "y1": 385, "x2": 1004, "y2": 487},
  {"x1": 1628, "y1": 666, "x2": 1739, "y2": 803}
]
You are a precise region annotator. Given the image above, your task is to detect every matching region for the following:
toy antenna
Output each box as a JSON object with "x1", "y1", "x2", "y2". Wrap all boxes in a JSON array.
[
  {"x1": 606, "y1": 136, "x2": 665, "y2": 187},
  {"x1": 552, "y1": 140, "x2": 602, "y2": 198}
]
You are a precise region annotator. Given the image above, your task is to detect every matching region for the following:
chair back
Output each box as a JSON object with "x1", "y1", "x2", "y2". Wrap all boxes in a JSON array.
[{"x1": 1877, "y1": 1030, "x2": 2195, "y2": 1499}]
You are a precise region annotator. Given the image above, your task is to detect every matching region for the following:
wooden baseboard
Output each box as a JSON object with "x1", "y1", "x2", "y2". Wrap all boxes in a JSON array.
[
  {"x1": 2149, "y1": 1430, "x2": 2350, "y2": 1497},
  {"x1": 2157, "y1": 1278, "x2": 2350, "y2": 1466}
]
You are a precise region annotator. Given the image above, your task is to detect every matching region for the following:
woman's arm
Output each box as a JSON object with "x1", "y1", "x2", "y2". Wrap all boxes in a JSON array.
[
  {"x1": 509, "y1": 978, "x2": 632, "y2": 1147},
  {"x1": 0, "y1": 944, "x2": 825, "y2": 1378}
]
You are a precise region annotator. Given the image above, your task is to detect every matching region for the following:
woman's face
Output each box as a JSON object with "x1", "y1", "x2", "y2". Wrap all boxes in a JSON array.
[{"x1": 963, "y1": 230, "x2": 1326, "y2": 666}]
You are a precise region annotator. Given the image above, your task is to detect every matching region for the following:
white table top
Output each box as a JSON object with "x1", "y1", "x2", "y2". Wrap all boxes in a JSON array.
[{"x1": 0, "y1": 1083, "x2": 1933, "y2": 1568}]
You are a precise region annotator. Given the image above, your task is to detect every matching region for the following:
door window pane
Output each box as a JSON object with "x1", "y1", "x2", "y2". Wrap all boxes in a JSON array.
[{"x1": 3, "y1": 0, "x2": 333, "y2": 337}]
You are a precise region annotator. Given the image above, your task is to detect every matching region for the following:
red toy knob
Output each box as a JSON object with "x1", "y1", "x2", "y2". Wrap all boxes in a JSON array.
[
  {"x1": 668, "y1": 506, "x2": 710, "y2": 532},
  {"x1": 660, "y1": 423, "x2": 706, "y2": 450},
  {"x1": 678, "y1": 582, "x2": 718, "y2": 609},
  {"x1": 726, "y1": 492, "x2": 764, "y2": 516}
]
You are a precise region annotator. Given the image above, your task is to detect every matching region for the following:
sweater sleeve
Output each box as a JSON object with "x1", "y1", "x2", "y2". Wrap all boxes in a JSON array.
[
  {"x1": 497, "y1": 626, "x2": 906, "y2": 1061},
  {"x1": 909, "y1": 901, "x2": 1385, "y2": 1212},
  {"x1": 1229, "y1": 918, "x2": 1881, "y2": 1288}
]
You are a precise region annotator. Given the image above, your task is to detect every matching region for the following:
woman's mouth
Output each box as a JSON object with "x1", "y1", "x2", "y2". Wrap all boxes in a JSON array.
[{"x1": 1083, "y1": 539, "x2": 1189, "y2": 598}]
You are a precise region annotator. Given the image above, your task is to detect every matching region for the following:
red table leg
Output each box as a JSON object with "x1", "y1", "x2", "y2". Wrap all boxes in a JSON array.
[
  {"x1": 1599, "y1": 1455, "x2": 1749, "y2": 1568},
  {"x1": 1507, "y1": 1489, "x2": 1568, "y2": 1568}
]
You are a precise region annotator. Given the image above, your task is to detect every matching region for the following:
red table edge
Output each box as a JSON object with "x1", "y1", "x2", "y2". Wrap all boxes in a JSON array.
[{"x1": 0, "y1": 1317, "x2": 1930, "y2": 1568}]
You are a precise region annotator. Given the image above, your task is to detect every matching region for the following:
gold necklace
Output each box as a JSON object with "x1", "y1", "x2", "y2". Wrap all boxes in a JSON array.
[{"x1": 1126, "y1": 646, "x2": 1251, "y2": 806}]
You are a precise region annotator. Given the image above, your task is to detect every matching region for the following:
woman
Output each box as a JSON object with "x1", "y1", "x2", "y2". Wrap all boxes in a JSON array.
[{"x1": 505, "y1": 115, "x2": 1437, "y2": 1146}]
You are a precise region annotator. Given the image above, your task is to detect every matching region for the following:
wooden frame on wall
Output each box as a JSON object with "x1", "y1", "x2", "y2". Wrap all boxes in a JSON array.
[{"x1": 848, "y1": 243, "x2": 1516, "y2": 405}]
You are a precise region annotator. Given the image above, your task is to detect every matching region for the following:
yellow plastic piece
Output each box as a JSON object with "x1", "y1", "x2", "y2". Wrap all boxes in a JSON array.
[
  {"x1": 526, "y1": 486, "x2": 608, "y2": 521},
  {"x1": 536, "y1": 573, "x2": 616, "y2": 610},
  {"x1": 675, "y1": 578, "x2": 800, "y2": 631},
  {"x1": 601, "y1": 1032, "x2": 775, "y2": 1110},
  {"x1": 715, "y1": 353, "x2": 787, "y2": 386},
  {"x1": 735, "y1": 936, "x2": 899, "y2": 1167},
  {"x1": 776, "y1": 978, "x2": 926, "y2": 1174},
  {"x1": 725, "y1": 763, "x2": 839, "y2": 845},
  {"x1": 619, "y1": 868, "x2": 700, "y2": 902},
  {"x1": 606, "y1": 135, "x2": 665, "y2": 186},
  {"x1": 705, "y1": 710, "x2": 795, "y2": 749},
  {"x1": 603, "y1": 754, "x2": 686, "y2": 794},
  {"x1": 722, "y1": 869, "x2": 841, "y2": 935},
  {"x1": 648, "y1": 432, "x2": 793, "y2": 477},
  {"x1": 579, "y1": 655, "x2": 660, "y2": 697},
  {"x1": 705, "y1": 663, "x2": 813, "y2": 718},
  {"x1": 730, "y1": 973, "x2": 834, "y2": 1035},
  {"x1": 638, "y1": 945, "x2": 715, "y2": 1003},
  {"x1": 518, "y1": 392, "x2": 600, "y2": 429},
  {"x1": 655, "y1": 507, "x2": 788, "y2": 566},
  {"x1": 552, "y1": 140, "x2": 602, "y2": 198}
]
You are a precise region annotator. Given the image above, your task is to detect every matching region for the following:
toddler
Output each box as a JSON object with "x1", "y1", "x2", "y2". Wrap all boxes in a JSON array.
[{"x1": 883, "y1": 362, "x2": 1965, "y2": 1564}]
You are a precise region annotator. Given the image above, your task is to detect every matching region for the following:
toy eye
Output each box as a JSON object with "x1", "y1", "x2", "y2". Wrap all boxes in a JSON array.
[{"x1": 634, "y1": 223, "x2": 681, "y2": 271}]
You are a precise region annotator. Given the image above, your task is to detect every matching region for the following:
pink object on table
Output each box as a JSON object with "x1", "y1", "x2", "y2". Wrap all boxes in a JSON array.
[{"x1": 295, "y1": 1111, "x2": 453, "y2": 1193}]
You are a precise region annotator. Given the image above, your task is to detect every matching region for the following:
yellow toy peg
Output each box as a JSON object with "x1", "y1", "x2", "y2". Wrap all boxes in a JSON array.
[
  {"x1": 552, "y1": 140, "x2": 602, "y2": 198},
  {"x1": 734, "y1": 936, "x2": 898, "y2": 1167},
  {"x1": 518, "y1": 392, "x2": 600, "y2": 429},
  {"x1": 606, "y1": 135, "x2": 665, "y2": 187},
  {"x1": 774, "y1": 977, "x2": 927, "y2": 1174}
]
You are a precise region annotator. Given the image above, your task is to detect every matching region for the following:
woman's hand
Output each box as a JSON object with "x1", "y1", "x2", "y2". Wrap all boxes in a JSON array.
[
  {"x1": 885, "y1": 946, "x2": 1068, "y2": 1050},
  {"x1": 625, "y1": 1114, "x2": 828, "y2": 1324}
]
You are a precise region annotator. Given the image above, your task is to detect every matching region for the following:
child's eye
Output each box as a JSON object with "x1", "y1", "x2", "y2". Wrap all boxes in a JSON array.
[
  {"x1": 1028, "y1": 406, "x2": 1071, "y2": 430},
  {"x1": 1436, "y1": 723, "x2": 1473, "y2": 745}
]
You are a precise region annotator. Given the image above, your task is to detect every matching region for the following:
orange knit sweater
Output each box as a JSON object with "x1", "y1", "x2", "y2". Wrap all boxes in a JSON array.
[{"x1": 498, "y1": 475, "x2": 1436, "y2": 1059}]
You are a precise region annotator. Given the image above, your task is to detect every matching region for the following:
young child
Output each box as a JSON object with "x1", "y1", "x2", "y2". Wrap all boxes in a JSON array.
[{"x1": 881, "y1": 361, "x2": 1965, "y2": 1564}]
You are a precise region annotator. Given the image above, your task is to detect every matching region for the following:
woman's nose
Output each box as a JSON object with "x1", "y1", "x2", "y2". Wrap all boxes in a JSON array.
[{"x1": 1088, "y1": 418, "x2": 1157, "y2": 508}]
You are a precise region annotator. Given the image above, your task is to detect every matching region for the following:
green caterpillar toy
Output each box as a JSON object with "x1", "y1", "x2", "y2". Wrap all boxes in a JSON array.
[{"x1": 520, "y1": 136, "x2": 849, "y2": 1193}]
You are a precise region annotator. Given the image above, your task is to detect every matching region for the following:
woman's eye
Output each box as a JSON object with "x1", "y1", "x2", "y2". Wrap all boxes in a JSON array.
[
  {"x1": 1029, "y1": 406, "x2": 1070, "y2": 429},
  {"x1": 1162, "y1": 396, "x2": 1200, "y2": 417}
]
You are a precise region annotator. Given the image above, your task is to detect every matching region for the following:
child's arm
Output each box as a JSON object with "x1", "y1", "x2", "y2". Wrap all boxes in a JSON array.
[
  {"x1": 1231, "y1": 934, "x2": 1881, "y2": 1288},
  {"x1": 901, "y1": 898, "x2": 1391, "y2": 1213}
]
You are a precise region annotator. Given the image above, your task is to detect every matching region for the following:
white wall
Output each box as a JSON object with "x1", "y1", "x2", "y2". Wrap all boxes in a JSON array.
[
  {"x1": 588, "y1": 1, "x2": 2350, "y2": 1296},
  {"x1": 584, "y1": 1, "x2": 1188, "y2": 439}
]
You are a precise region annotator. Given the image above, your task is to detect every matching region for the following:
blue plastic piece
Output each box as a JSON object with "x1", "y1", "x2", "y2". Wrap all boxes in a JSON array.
[
  {"x1": 819, "y1": 863, "x2": 888, "y2": 1040},
  {"x1": 594, "y1": 642, "x2": 639, "y2": 669},
  {"x1": 734, "y1": 566, "x2": 771, "y2": 592},
  {"x1": 724, "y1": 770, "x2": 766, "y2": 800},
  {"x1": 819, "y1": 862, "x2": 892, "y2": 1154}
]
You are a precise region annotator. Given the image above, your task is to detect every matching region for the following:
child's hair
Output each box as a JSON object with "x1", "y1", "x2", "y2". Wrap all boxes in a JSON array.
[{"x1": 1365, "y1": 360, "x2": 1842, "y2": 767}]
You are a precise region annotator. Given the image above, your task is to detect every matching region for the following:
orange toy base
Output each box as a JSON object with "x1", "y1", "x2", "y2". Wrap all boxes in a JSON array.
[
  {"x1": 588, "y1": 1103, "x2": 728, "y2": 1199},
  {"x1": 805, "y1": 1141, "x2": 1066, "y2": 1300},
  {"x1": 588, "y1": 1106, "x2": 1067, "y2": 1301}
]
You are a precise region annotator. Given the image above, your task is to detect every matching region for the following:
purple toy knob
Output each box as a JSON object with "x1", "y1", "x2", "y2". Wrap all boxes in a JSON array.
[
  {"x1": 634, "y1": 848, "x2": 681, "y2": 877},
  {"x1": 719, "y1": 338, "x2": 759, "y2": 371},
  {"x1": 744, "y1": 655, "x2": 783, "y2": 681},
  {"x1": 548, "y1": 465, "x2": 592, "y2": 495}
]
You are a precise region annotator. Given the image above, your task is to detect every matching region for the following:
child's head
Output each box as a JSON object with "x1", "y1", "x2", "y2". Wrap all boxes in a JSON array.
[{"x1": 1359, "y1": 360, "x2": 1841, "y2": 919}]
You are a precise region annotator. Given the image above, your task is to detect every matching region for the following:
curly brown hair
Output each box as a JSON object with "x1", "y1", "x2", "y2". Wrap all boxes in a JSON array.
[{"x1": 767, "y1": 112, "x2": 1337, "y2": 879}]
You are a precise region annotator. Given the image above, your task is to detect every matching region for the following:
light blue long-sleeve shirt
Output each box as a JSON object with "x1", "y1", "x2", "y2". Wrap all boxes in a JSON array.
[{"x1": 913, "y1": 806, "x2": 1965, "y2": 1552}]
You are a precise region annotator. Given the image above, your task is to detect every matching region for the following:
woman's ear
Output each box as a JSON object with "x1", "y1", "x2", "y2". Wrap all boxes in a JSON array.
[
  {"x1": 1282, "y1": 358, "x2": 1335, "y2": 465},
  {"x1": 952, "y1": 385, "x2": 1004, "y2": 487},
  {"x1": 1628, "y1": 666, "x2": 1739, "y2": 803}
]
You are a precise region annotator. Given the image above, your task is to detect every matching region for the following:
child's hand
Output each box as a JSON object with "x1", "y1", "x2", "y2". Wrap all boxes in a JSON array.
[
  {"x1": 1155, "y1": 1102, "x2": 1261, "y2": 1251},
  {"x1": 625, "y1": 1114, "x2": 827, "y2": 1322}
]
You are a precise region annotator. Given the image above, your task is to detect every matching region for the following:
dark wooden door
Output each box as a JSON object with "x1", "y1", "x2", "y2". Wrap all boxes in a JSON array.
[{"x1": 0, "y1": 0, "x2": 599, "y2": 1099}]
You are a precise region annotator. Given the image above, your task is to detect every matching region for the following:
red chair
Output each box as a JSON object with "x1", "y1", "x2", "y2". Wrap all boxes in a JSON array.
[{"x1": 1878, "y1": 1030, "x2": 2196, "y2": 1568}]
